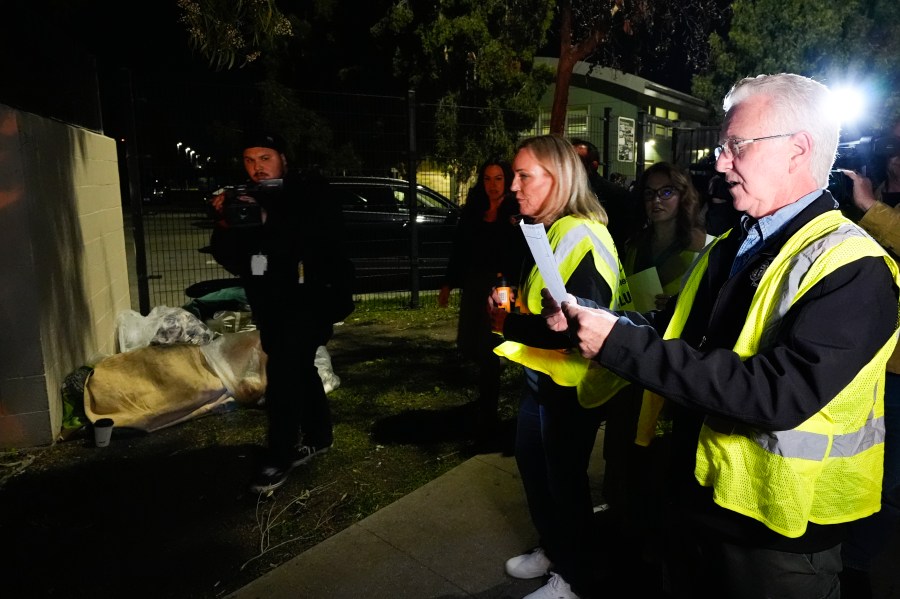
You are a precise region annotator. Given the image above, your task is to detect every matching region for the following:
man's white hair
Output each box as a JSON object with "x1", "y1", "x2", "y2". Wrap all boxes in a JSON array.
[{"x1": 724, "y1": 74, "x2": 840, "y2": 188}]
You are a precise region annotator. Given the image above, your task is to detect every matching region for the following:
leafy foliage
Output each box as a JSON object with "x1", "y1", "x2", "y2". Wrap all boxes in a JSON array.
[
  {"x1": 692, "y1": 0, "x2": 900, "y2": 126},
  {"x1": 372, "y1": 0, "x2": 555, "y2": 180},
  {"x1": 172, "y1": 0, "x2": 731, "y2": 176},
  {"x1": 547, "y1": 0, "x2": 726, "y2": 133},
  {"x1": 177, "y1": 0, "x2": 293, "y2": 71}
]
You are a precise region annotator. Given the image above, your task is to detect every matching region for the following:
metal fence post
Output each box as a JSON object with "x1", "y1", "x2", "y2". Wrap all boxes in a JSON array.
[
  {"x1": 407, "y1": 89, "x2": 420, "y2": 308},
  {"x1": 602, "y1": 106, "x2": 612, "y2": 179},
  {"x1": 636, "y1": 110, "x2": 647, "y2": 182},
  {"x1": 120, "y1": 68, "x2": 151, "y2": 315}
]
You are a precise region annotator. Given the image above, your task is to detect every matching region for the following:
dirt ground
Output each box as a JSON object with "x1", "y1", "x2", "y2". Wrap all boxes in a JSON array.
[
  {"x1": 9, "y1": 303, "x2": 897, "y2": 599},
  {"x1": 0, "y1": 306, "x2": 523, "y2": 599}
]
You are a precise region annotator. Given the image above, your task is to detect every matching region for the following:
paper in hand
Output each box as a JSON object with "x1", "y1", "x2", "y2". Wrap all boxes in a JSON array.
[
  {"x1": 519, "y1": 221, "x2": 569, "y2": 304},
  {"x1": 625, "y1": 267, "x2": 663, "y2": 312}
]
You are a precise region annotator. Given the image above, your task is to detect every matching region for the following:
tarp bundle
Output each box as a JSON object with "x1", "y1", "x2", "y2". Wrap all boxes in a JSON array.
[{"x1": 84, "y1": 308, "x2": 340, "y2": 433}]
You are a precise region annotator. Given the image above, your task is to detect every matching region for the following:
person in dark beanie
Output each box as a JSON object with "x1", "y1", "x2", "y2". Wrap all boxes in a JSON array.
[
  {"x1": 209, "y1": 131, "x2": 354, "y2": 493},
  {"x1": 570, "y1": 137, "x2": 637, "y2": 247}
]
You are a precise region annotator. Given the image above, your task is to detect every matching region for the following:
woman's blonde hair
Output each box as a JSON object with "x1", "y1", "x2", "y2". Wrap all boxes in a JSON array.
[{"x1": 515, "y1": 135, "x2": 607, "y2": 226}]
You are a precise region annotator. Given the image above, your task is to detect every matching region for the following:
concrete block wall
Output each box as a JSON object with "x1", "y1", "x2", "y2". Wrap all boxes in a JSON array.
[{"x1": 0, "y1": 104, "x2": 131, "y2": 448}]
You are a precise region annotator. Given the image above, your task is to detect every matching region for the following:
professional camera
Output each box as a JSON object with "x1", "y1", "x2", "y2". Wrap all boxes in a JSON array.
[
  {"x1": 832, "y1": 136, "x2": 900, "y2": 176},
  {"x1": 829, "y1": 136, "x2": 900, "y2": 210},
  {"x1": 220, "y1": 178, "x2": 284, "y2": 228}
]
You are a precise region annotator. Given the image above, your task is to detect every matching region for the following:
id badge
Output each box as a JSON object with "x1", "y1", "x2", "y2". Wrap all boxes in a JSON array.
[{"x1": 251, "y1": 254, "x2": 268, "y2": 276}]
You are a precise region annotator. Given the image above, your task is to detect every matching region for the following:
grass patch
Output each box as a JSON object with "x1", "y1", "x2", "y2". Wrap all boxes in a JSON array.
[{"x1": 0, "y1": 300, "x2": 525, "y2": 599}]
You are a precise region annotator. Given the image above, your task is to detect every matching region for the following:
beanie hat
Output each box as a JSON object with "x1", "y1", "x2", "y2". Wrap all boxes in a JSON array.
[{"x1": 241, "y1": 131, "x2": 287, "y2": 154}]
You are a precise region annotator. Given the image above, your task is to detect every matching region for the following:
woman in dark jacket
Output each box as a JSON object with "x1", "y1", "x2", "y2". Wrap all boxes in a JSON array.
[{"x1": 439, "y1": 158, "x2": 526, "y2": 442}]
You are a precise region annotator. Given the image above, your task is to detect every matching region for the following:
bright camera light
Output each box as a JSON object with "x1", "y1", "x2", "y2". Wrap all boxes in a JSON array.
[{"x1": 829, "y1": 86, "x2": 866, "y2": 126}]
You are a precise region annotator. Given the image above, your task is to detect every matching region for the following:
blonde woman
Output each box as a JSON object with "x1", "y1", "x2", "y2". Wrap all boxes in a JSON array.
[{"x1": 490, "y1": 135, "x2": 628, "y2": 599}]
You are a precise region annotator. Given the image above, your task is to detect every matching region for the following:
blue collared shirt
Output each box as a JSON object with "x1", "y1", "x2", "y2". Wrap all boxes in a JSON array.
[{"x1": 730, "y1": 190, "x2": 831, "y2": 276}]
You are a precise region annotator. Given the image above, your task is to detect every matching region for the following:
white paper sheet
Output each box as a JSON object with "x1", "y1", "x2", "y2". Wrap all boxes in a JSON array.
[{"x1": 519, "y1": 221, "x2": 569, "y2": 304}]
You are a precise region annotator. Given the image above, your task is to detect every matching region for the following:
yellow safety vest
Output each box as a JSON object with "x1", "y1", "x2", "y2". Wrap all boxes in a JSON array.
[
  {"x1": 494, "y1": 215, "x2": 631, "y2": 408},
  {"x1": 640, "y1": 211, "x2": 900, "y2": 537}
]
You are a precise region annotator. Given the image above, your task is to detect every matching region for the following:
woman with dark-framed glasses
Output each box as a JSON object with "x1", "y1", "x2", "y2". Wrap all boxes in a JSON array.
[
  {"x1": 595, "y1": 161, "x2": 709, "y2": 574},
  {"x1": 625, "y1": 161, "x2": 708, "y2": 309}
]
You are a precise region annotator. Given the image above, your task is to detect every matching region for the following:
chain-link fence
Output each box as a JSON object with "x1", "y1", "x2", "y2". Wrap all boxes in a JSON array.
[{"x1": 128, "y1": 88, "x2": 715, "y2": 313}]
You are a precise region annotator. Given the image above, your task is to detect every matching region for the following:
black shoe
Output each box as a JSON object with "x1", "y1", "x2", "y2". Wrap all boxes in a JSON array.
[
  {"x1": 249, "y1": 462, "x2": 291, "y2": 494},
  {"x1": 249, "y1": 444, "x2": 332, "y2": 494},
  {"x1": 291, "y1": 443, "x2": 331, "y2": 467}
]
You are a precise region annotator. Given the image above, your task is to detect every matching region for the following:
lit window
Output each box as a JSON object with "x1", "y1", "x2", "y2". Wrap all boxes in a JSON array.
[{"x1": 565, "y1": 108, "x2": 588, "y2": 135}]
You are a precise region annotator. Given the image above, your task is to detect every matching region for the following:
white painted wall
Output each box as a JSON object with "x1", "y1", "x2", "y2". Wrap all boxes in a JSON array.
[{"x1": 0, "y1": 104, "x2": 130, "y2": 447}]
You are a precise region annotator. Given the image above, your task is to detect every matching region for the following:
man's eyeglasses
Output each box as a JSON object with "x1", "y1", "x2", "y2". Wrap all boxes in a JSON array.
[
  {"x1": 714, "y1": 132, "x2": 796, "y2": 160},
  {"x1": 642, "y1": 186, "x2": 679, "y2": 202}
]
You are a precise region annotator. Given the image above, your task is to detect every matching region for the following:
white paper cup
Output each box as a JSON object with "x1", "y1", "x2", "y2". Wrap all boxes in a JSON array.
[{"x1": 93, "y1": 418, "x2": 114, "y2": 447}]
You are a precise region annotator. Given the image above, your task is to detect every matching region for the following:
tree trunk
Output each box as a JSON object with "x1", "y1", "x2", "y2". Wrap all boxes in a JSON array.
[
  {"x1": 549, "y1": 53, "x2": 579, "y2": 135},
  {"x1": 548, "y1": 0, "x2": 610, "y2": 136}
]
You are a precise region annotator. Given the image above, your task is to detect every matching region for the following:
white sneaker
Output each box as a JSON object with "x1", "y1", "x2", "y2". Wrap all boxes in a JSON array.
[
  {"x1": 522, "y1": 572, "x2": 581, "y2": 599},
  {"x1": 505, "y1": 547, "x2": 553, "y2": 579}
]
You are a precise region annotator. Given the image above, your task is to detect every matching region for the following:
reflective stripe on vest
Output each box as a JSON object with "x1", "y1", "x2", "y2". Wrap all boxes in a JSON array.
[
  {"x1": 702, "y1": 410, "x2": 885, "y2": 460},
  {"x1": 661, "y1": 210, "x2": 899, "y2": 538},
  {"x1": 494, "y1": 215, "x2": 631, "y2": 407},
  {"x1": 521, "y1": 219, "x2": 629, "y2": 313}
]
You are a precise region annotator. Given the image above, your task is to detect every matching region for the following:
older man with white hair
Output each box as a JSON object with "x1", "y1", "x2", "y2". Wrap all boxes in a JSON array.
[{"x1": 542, "y1": 74, "x2": 900, "y2": 598}]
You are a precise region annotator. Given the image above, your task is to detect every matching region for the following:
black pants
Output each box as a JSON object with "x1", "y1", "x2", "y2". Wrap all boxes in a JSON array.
[
  {"x1": 515, "y1": 368, "x2": 606, "y2": 596},
  {"x1": 664, "y1": 518, "x2": 842, "y2": 599},
  {"x1": 457, "y1": 285, "x2": 504, "y2": 417},
  {"x1": 248, "y1": 281, "x2": 334, "y2": 460}
]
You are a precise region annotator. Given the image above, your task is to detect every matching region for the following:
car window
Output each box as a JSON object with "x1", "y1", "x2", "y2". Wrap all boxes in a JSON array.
[
  {"x1": 331, "y1": 184, "x2": 402, "y2": 212},
  {"x1": 416, "y1": 190, "x2": 451, "y2": 214},
  {"x1": 328, "y1": 187, "x2": 369, "y2": 210},
  {"x1": 330, "y1": 180, "x2": 457, "y2": 217},
  {"x1": 361, "y1": 187, "x2": 401, "y2": 212}
]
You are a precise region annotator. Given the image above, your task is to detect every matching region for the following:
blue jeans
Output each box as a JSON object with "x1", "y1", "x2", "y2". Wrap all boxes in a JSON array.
[
  {"x1": 514, "y1": 368, "x2": 606, "y2": 595},
  {"x1": 842, "y1": 371, "x2": 900, "y2": 572}
]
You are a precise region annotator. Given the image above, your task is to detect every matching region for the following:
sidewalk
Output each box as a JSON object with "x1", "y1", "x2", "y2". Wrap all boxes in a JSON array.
[
  {"x1": 225, "y1": 425, "x2": 900, "y2": 599},
  {"x1": 226, "y1": 432, "x2": 607, "y2": 599}
]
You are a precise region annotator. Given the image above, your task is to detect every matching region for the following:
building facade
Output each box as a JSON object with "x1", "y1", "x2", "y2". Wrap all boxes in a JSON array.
[{"x1": 533, "y1": 57, "x2": 719, "y2": 185}]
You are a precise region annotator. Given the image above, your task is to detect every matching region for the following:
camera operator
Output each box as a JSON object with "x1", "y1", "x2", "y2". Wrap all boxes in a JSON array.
[
  {"x1": 838, "y1": 117, "x2": 900, "y2": 596},
  {"x1": 209, "y1": 132, "x2": 354, "y2": 494}
]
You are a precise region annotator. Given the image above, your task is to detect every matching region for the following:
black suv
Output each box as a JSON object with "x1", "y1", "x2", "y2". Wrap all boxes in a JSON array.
[
  {"x1": 193, "y1": 177, "x2": 459, "y2": 298},
  {"x1": 324, "y1": 177, "x2": 460, "y2": 293}
]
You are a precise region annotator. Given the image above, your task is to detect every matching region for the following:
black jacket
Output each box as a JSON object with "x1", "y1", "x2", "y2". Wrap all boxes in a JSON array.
[
  {"x1": 600, "y1": 192, "x2": 899, "y2": 551},
  {"x1": 209, "y1": 172, "x2": 354, "y2": 333},
  {"x1": 587, "y1": 170, "x2": 635, "y2": 247},
  {"x1": 443, "y1": 192, "x2": 525, "y2": 290}
]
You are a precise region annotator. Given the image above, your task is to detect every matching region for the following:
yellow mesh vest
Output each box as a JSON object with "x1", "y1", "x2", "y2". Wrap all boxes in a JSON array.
[
  {"x1": 494, "y1": 215, "x2": 631, "y2": 408},
  {"x1": 634, "y1": 235, "x2": 725, "y2": 446},
  {"x1": 640, "y1": 211, "x2": 900, "y2": 537}
]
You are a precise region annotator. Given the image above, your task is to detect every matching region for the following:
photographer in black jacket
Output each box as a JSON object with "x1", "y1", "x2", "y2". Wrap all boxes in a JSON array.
[{"x1": 210, "y1": 132, "x2": 354, "y2": 493}]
